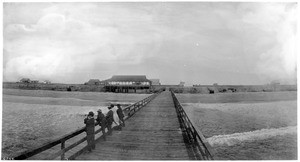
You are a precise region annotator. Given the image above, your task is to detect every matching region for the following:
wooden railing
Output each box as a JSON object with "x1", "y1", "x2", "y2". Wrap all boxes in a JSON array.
[
  {"x1": 171, "y1": 91, "x2": 215, "y2": 160},
  {"x1": 123, "y1": 92, "x2": 160, "y2": 119},
  {"x1": 13, "y1": 91, "x2": 162, "y2": 160}
]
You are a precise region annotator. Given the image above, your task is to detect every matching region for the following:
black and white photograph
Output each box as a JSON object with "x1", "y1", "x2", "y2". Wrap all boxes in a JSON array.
[{"x1": 1, "y1": 1, "x2": 298, "y2": 160}]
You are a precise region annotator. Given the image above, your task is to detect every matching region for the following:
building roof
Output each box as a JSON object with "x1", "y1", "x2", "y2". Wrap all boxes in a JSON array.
[
  {"x1": 20, "y1": 78, "x2": 30, "y2": 81},
  {"x1": 106, "y1": 75, "x2": 151, "y2": 82},
  {"x1": 85, "y1": 79, "x2": 102, "y2": 85},
  {"x1": 88, "y1": 79, "x2": 101, "y2": 82}
]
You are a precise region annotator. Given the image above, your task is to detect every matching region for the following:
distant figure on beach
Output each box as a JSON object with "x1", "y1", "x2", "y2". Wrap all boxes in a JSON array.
[
  {"x1": 117, "y1": 104, "x2": 125, "y2": 127},
  {"x1": 96, "y1": 109, "x2": 107, "y2": 141},
  {"x1": 84, "y1": 111, "x2": 95, "y2": 152},
  {"x1": 106, "y1": 104, "x2": 115, "y2": 135}
]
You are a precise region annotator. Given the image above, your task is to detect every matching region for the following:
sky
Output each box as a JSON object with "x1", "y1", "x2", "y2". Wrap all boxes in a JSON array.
[{"x1": 3, "y1": 2, "x2": 297, "y2": 85}]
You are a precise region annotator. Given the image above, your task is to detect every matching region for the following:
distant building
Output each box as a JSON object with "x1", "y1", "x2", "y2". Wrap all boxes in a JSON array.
[
  {"x1": 20, "y1": 78, "x2": 31, "y2": 83},
  {"x1": 103, "y1": 75, "x2": 151, "y2": 93},
  {"x1": 149, "y1": 79, "x2": 161, "y2": 85},
  {"x1": 179, "y1": 81, "x2": 185, "y2": 87},
  {"x1": 43, "y1": 80, "x2": 51, "y2": 84},
  {"x1": 212, "y1": 83, "x2": 219, "y2": 93},
  {"x1": 31, "y1": 80, "x2": 39, "y2": 84},
  {"x1": 270, "y1": 80, "x2": 280, "y2": 91},
  {"x1": 85, "y1": 79, "x2": 101, "y2": 85}
]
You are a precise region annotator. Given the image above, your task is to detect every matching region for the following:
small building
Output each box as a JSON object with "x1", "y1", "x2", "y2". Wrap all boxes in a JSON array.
[
  {"x1": 103, "y1": 75, "x2": 152, "y2": 93},
  {"x1": 43, "y1": 80, "x2": 51, "y2": 84},
  {"x1": 270, "y1": 80, "x2": 280, "y2": 91},
  {"x1": 149, "y1": 79, "x2": 161, "y2": 85},
  {"x1": 179, "y1": 81, "x2": 185, "y2": 87},
  {"x1": 85, "y1": 79, "x2": 101, "y2": 85},
  {"x1": 31, "y1": 80, "x2": 39, "y2": 84},
  {"x1": 212, "y1": 83, "x2": 219, "y2": 93},
  {"x1": 20, "y1": 78, "x2": 31, "y2": 83}
]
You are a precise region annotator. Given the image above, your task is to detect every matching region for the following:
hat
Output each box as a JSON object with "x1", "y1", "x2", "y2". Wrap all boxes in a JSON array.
[
  {"x1": 117, "y1": 104, "x2": 121, "y2": 107},
  {"x1": 108, "y1": 104, "x2": 114, "y2": 109},
  {"x1": 88, "y1": 111, "x2": 94, "y2": 117},
  {"x1": 97, "y1": 109, "x2": 102, "y2": 112},
  {"x1": 107, "y1": 104, "x2": 114, "y2": 109}
]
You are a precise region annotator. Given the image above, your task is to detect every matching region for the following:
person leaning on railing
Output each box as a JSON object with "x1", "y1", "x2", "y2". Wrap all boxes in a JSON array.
[
  {"x1": 106, "y1": 104, "x2": 115, "y2": 135},
  {"x1": 116, "y1": 104, "x2": 125, "y2": 127},
  {"x1": 84, "y1": 111, "x2": 95, "y2": 152},
  {"x1": 96, "y1": 109, "x2": 107, "y2": 141}
]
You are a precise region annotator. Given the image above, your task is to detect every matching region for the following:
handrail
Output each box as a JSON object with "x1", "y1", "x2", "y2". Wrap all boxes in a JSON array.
[
  {"x1": 123, "y1": 92, "x2": 160, "y2": 119},
  {"x1": 12, "y1": 90, "x2": 163, "y2": 160},
  {"x1": 170, "y1": 91, "x2": 214, "y2": 160}
]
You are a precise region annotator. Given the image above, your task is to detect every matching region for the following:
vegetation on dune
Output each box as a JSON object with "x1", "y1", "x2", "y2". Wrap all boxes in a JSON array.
[
  {"x1": 177, "y1": 91, "x2": 297, "y2": 103},
  {"x1": 170, "y1": 84, "x2": 297, "y2": 94},
  {"x1": 3, "y1": 82, "x2": 106, "y2": 92},
  {"x1": 3, "y1": 82, "x2": 297, "y2": 94},
  {"x1": 3, "y1": 82, "x2": 162, "y2": 93},
  {"x1": 3, "y1": 89, "x2": 150, "y2": 103}
]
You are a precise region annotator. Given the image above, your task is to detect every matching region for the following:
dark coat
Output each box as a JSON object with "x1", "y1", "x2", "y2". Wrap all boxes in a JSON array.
[
  {"x1": 96, "y1": 113, "x2": 106, "y2": 127},
  {"x1": 117, "y1": 107, "x2": 124, "y2": 118},
  {"x1": 84, "y1": 117, "x2": 95, "y2": 135},
  {"x1": 106, "y1": 110, "x2": 114, "y2": 125}
]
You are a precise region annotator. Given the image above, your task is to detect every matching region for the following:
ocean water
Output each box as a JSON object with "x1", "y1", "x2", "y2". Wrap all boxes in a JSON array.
[{"x1": 2, "y1": 89, "x2": 147, "y2": 158}]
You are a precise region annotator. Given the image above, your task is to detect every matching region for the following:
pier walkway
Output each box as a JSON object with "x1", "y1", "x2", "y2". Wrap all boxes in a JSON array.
[{"x1": 76, "y1": 91, "x2": 191, "y2": 160}]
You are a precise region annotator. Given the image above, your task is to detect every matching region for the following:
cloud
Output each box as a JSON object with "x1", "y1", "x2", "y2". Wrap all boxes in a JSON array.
[
  {"x1": 239, "y1": 3, "x2": 297, "y2": 83},
  {"x1": 3, "y1": 3, "x2": 297, "y2": 84},
  {"x1": 4, "y1": 12, "x2": 118, "y2": 81},
  {"x1": 3, "y1": 5, "x2": 164, "y2": 82},
  {"x1": 4, "y1": 3, "x2": 195, "y2": 83}
]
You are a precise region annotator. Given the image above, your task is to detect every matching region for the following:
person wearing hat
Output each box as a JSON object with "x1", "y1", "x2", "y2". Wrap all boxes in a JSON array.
[
  {"x1": 116, "y1": 104, "x2": 125, "y2": 127},
  {"x1": 106, "y1": 104, "x2": 115, "y2": 135},
  {"x1": 96, "y1": 109, "x2": 107, "y2": 141},
  {"x1": 84, "y1": 111, "x2": 95, "y2": 152}
]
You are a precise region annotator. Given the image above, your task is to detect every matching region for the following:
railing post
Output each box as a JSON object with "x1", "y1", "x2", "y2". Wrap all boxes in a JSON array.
[
  {"x1": 61, "y1": 140, "x2": 65, "y2": 160},
  {"x1": 205, "y1": 149, "x2": 209, "y2": 159},
  {"x1": 193, "y1": 130, "x2": 197, "y2": 142}
]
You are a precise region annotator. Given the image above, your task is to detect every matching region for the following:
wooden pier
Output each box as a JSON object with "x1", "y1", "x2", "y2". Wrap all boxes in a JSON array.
[
  {"x1": 77, "y1": 91, "x2": 190, "y2": 160},
  {"x1": 13, "y1": 90, "x2": 214, "y2": 160}
]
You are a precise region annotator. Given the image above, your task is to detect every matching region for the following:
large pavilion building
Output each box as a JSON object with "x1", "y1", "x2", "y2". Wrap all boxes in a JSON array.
[{"x1": 103, "y1": 75, "x2": 152, "y2": 93}]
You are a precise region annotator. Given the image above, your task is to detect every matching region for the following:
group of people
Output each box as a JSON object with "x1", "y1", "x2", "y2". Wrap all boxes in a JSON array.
[{"x1": 84, "y1": 104, "x2": 125, "y2": 152}]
